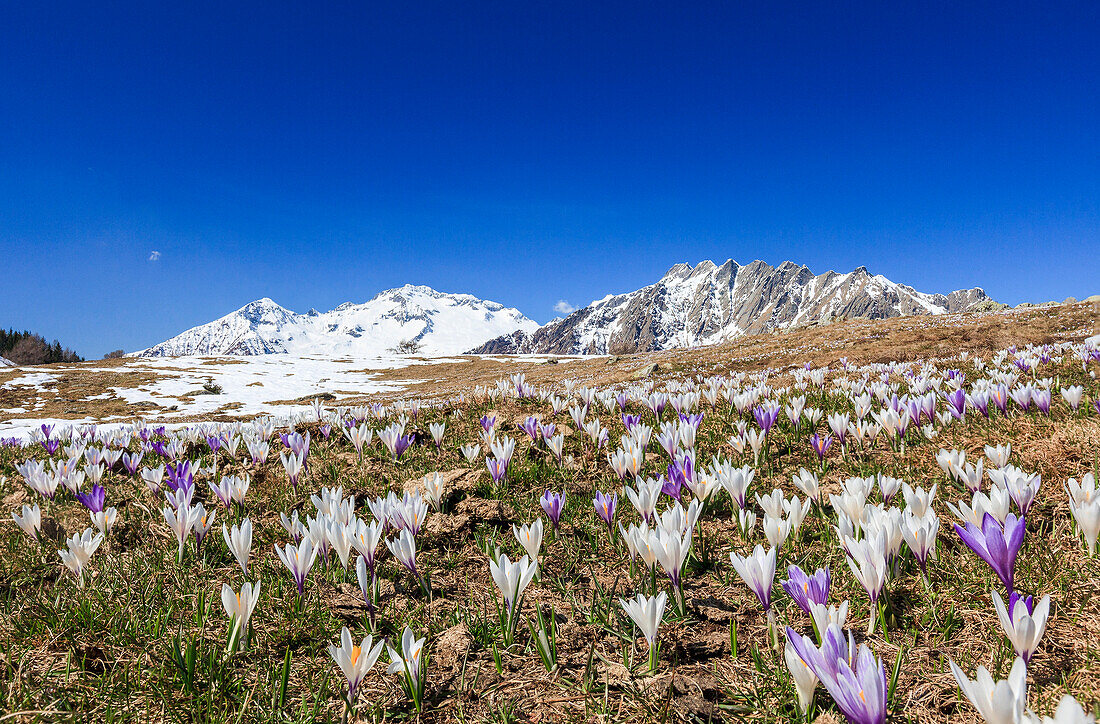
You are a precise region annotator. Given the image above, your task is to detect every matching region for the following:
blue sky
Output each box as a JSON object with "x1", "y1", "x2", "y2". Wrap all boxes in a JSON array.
[{"x1": 1, "y1": 1, "x2": 1097, "y2": 358}]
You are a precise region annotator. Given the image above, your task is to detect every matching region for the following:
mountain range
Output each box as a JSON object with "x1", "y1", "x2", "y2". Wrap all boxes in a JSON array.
[
  {"x1": 139, "y1": 259, "x2": 996, "y2": 358},
  {"x1": 138, "y1": 285, "x2": 539, "y2": 357},
  {"x1": 473, "y1": 259, "x2": 994, "y2": 355}
]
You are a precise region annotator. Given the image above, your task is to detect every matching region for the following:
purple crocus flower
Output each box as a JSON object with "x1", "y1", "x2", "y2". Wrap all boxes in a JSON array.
[
  {"x1": 954, "y1": 512, "x2": 1026, "y2": 596},
  {"x1": 621, "y1": 413, "x2": 641, "y2": 432},
  {"x1": 519, "y1": 416, "x2": 540, "y2": 443},
  {"x1": 679, "y1": 412, "x2": 704, "y2": 430},
  {"x1": 165, "y1": 461, "x2": 194, "y2": 493},
  {"x1": 540, "y1": 490, "x2": 565, "y2": 531},
  {"x1": 43, "y1": 438, "x2": 60, "y2": 455},
  {"x1": 486, "y1": 457, "x2": 508, "y2": 485},
  {"x1": 320, "y1": 423, "x2": 332, "y2": 439},
  {"x1": 615, "y1": 391, "x2": 629, "y2": 410},
  {"x1": 538, "y1": 422, "x2": 556, "y2": 440},
  {"x1": 781, "y1": 565, "x2": 831, "y2": 614},
  {"x1": 810, "y1": 433, "x2": 833, "y2": 461},
  {"x1": 786, "y1": 625, "x2": 887, "y2": 724},
  {"x1": 393, "y1": 434, "x2": 414, "y2": 461},
  {"x1": 970, "y1": 391, "x2": 991, "y2": 418},
  {"x1": 663, "y1": 455, "x2": 694, "y2": 501},
  {"x1": 286, "y1": 431, "x2": 310, "y2": 459},
  {"x1": 991, "y1": 384, "x2": 1010, "y2": 414},
  {"x1": 1094, "y1": 398, "x2": 1100, "y2": 416},
  {"x1": 593, "y1": 491, "x2": 618, "y2": 533},
  {"x1": 41, "y1": 423, "x2": 55, "y2": 439},
  {"x1": 1033, "y1": 389, "x2": 1052, "y2": 416},
  {"x1": 206, "y1": 435, "x2": 223, "y2": 454},
  {"x1": 753, "y1": 404, "x2": 780, "y2": 434},
  {"x1": 944, "y1": 388, "x2": 966, "y2": 420},
  {"x1": 122, "y1": 451, "x2": 144, "y2": 476},
  {"x1": 77, "y1": 483, "x2": 106, "y2": 513},
  {"x1": 480, "y1": 414, "x2": 497, "y2": 433}
]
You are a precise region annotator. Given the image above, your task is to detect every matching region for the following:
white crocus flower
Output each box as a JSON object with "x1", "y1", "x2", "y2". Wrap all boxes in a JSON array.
[
  {"x1": 13, "y1": 504, "x2": 41, "y2": 540},
  {"x1": 809, "y1": 600, "x2": 849, "y2": 641},
  {"x1": 950, "y1": 656, "x2": 1028, "y2": 724},
  {"x1": 58, "y1": 528, "x2": 104, "y2": 587},
  {"x1": 783, "y1": 640, "x2": 819, "y2": 713},
  {"x1": 162, "y1": 503, "x2": 197, "y2": 563},
  {"x1": 221, "y1": 581, "x2": 261, "y2": 652},
  {"x1": 222, "y1": 518, "x2": 253, "y2": 575},
  {"x1": 512, "y1": 519, "x2": 544, "y2": 564},
  {"x1": 620, "y1": 591, "x2": 667, "y2": 671},
  {"x1": 1069, "y1": 498, "x2": 1100, "y2": 557},
  {"x1": 992, "y1": 590, "x2": 1050, "y2": 664},
  {"x1": 90, "y1": 507, "x2": 117, "y2": 536},
  {"x1": 1035, "y1": 695, "x2": 1096, "y2": 724},
  {"x1": 489, "y1": 553, "x2": 537, "y2": 612},
  {"x1": 329, "y1": 625, "x2": 385, "y2": 701}
]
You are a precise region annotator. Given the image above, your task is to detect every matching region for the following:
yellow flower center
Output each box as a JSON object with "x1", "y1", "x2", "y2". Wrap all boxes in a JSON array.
[{"x1": 351, "y1": 645, "x2": 361, "y2": 665}]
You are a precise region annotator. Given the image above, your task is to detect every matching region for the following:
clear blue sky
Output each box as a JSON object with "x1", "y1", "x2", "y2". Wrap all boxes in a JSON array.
[{"x1": 1, "y1": 1, "x2": 1097, "y2": 358}]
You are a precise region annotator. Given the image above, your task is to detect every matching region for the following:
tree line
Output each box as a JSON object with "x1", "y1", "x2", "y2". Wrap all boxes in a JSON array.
[{"x1": 0, "y1": 329, "x2": 84, "y2": 365}]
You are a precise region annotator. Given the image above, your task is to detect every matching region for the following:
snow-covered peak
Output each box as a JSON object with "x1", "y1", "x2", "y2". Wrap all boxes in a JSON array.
[
  {"x1": 473, "y1": 258, "x2": 996, "y2": 355},
  {"x1": 139, "y1": 286, "x2": 538, "y2": 357}
]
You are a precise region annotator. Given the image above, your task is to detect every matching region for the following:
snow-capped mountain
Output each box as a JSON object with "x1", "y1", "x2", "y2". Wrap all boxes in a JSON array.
[
  {"x1": 139, "y1": 285, "x2": 539, "y2": 357},
  {"x1": 472, "y1": 259, "x2": 996, "y2": 355}
]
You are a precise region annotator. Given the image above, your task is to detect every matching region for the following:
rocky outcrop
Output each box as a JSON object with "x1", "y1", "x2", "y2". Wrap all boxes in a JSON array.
[{"x1": 472, "y1": 259, "x2": 996, "y2": 355}]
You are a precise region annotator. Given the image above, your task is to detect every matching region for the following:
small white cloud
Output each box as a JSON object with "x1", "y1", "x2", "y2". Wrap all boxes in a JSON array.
[
  {"x1": 553, "y1": 299, "x2": 576, "y2": 315},
  {"x1": 148, "y1": 250, "x2": 161, "y2": 262}
]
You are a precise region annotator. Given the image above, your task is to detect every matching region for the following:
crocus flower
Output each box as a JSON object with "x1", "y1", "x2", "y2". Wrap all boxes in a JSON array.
[
  {"x1": 650, "y1": 526, "x2": 692, "y2": 591},
  {"x1": 593, "y1": 491, "x2": 618, "y2": 533},
  {"x1": 486, "y1": 456, "x2": 508, "y2": 485},
  {"x1": 222, "y1": 518, "x2": 252, "y2": 575},
  {"x1": 845, "y1": 534, "x2": 888, "y2": 632},
  {"x1": 512, "y1": 519, "x2": 543, "y2": 564},
  {"x1": 387, "y1": 626, "x2": 427, "y2": 712},
  {"x1": 730, "y1": 544, "x2": 778, "y2": 617},
  {"x1": 944, "y1": 388, "x2": 967, "y2": 420},
  {"x1": 1069, "y1": 498, "x2": 1100, "y2": 556},
  {"x1": 625, "y1": 477, "x2": 662, "y2": 524},
  {"x1": 275, "y1": 537, "x2": 319, "y2": 596},
  {"x1": 810, "y1": 433, "x2": 833, "y2": 461},
  {"x1": 809, "y1": 601, "x2": 850, "y2": 640},
  {"x1": 76, "y1": 483, "x2": 105, "y2": 513},
  {"x1": 163, "y1": 503, "x2": 197, "y2": 563},
  {"x1": 12, "y1": 504, "x2": 41, "y2": 541},
  {"x1": 386, "y1": 528, "x2": 420, "y2": 578},
  {"x1": 620, "y1": 591, "x2": 667, "y2": 672},
  {"x1": 192, "y1": 503, "x2": 216, "y2": 548},
  {"x1": 955, "y1": 512, "x2": 1026, "y2": 596},
  {"x1": 541, "y1": 490, "x2": 565, "y2": 531},
  {"x1": 1037, "y1": 696, "x2": 1095, "y2": 724},
  {"x1": 58, "y1": 528, "x2": 104, "y2": 587},
  {"x1": 121, "y1": 451, "x2": 143, "y2": 475},
  {"x1": 221, "y1": 581, "x2": 261, "y2": 652},
  {"x1": 90, "y1": 507, "x2": 116, "y2": 537},
  {"x1": 781, "y1": 565, "x2": 830, "y2": 614},
  {"x1": 901, "y1": 509, "x2": 940, "y2": 575},
  {"x1": 753, "y1": 404, "x2": 780, "y2": 434},
  {"x1": 786, "y1": 624, "x2": 887, "y2": 724},
  {"x1": 429, "y1": 421, "x2": 445, "y2": 449},
  {"x1": 489, "y1": 553, "x2": 537, "y2": 613},
  {"x1": 519, "y1": 416, "x2": 540, "y2": 443},
  {"x1": 329, "y1": 626, "x2": 385, "y2": 703},
  {"x1": 949, "y1": 656, "x2": 1027, "y2": 724},
  {"x1": 784, "y1": 640, "x2": 819, "y2": 714},
  {"x1": 992, "y1": 590, "x2": 1050, "y2": 664}
]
